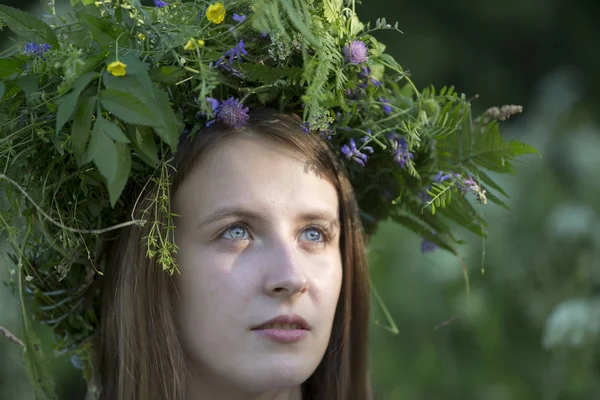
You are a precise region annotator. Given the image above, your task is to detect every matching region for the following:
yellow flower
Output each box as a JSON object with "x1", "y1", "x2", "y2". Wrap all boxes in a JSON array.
[
  {"x1": 107, "y1": 61, "x2": 127, "y2": 77},
  {"x1": 184, "y1": 38, "x2": 205, "y2": 51},
  {"x1": 137, "y1": 33, "x2": 146, "y2": 41},
  {"x1": 206, "y1": 3, "x2": 226, "y2": 24}
]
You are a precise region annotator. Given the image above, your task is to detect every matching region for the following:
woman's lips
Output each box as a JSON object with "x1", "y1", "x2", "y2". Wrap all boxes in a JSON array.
[
  {"x1": 251, "y1": 314, "x2": 311, "y2": 343},
  {"x1": 251, "y1": 328, "x2": 308, "y2": 343}
]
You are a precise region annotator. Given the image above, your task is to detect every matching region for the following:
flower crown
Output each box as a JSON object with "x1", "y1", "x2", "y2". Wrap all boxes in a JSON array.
[{"x1": 0, "y1": 0, "x2": 538, "y2": 396}]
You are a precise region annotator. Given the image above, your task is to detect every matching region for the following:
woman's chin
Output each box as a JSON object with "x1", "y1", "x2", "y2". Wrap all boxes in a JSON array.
[{"x1": 233, "y1": 359, "x2": 317, "y2": 392}]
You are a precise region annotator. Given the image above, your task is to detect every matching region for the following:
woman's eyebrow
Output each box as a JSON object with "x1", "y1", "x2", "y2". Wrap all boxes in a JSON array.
[{"x1": 198, "y1": 206, "x2": 340, "y2": 229}]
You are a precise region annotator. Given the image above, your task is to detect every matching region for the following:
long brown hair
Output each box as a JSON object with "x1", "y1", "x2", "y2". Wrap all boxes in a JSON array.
[{"x1": 96, "y1": 109, "x2": 372, "y2": 400}]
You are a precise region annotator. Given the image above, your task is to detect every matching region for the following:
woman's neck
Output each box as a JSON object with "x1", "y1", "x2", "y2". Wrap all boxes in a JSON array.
[{"x1": 185, "y1": 375, "x2": 303, "y2": 400}]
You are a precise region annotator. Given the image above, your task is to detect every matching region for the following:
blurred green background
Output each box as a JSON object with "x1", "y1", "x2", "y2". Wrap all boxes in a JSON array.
[{"x1": 2, "y1": 0, "x2": 600, "y2": 399}]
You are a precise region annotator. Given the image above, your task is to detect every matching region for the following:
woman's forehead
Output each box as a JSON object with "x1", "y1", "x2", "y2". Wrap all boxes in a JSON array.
[{"x1": 174, "y1": 135, "x2": 339, "y2": 223}]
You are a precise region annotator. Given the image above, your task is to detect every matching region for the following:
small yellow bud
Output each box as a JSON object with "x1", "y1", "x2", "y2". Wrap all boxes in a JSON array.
[
  {"x1": 184, "y1": 39, "x2": 205, "y2": 51},
  {"x1": 137, "y1": 33, "x2": 146, "y2": 41}
]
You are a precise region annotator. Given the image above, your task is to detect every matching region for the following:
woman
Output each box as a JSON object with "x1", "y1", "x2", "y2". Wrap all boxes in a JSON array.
[
  {"x1": 0, "y1": 1, "x2": 535, "y2": 398},
  {"x1": 96, "y1": 110, "x2": 372, "y2": 400}
]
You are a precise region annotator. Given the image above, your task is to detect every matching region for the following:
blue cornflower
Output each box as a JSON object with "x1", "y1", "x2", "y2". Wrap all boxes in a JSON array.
[
  {"x1": 379, "y1": 98, "x2": 392, "y2": 115},
  {"x1": 216, "y1": 40, "x2": 248, "y2": 67},
  {"x1": 153, "y1": 0, "x2": 168, "y2": 7},
  {"x1": 343, "y1": 40, "x2": 369, "y2": 64},
  {"x1": 23, "y1": 42, "x2": 51, "y2": 58},
  {"x1": 214, "y1": 97, "x2": 249, "y2": 128},
  {"x1": 341, "y1": 138, "x2": 373, "y2": 167},
  {"x1": 233, "y1": 13, "x2": 247, "y2": 23}
]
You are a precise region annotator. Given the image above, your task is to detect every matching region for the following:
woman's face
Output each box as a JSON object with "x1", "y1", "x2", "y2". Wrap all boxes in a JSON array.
[{"x1": 173, "y1": 134, "x2": 343, "y2": 396}]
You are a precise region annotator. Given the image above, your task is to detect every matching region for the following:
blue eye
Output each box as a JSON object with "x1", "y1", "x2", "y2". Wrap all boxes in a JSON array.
[
  {"x1": 300, "y1": 227, "x2": 324, "y2": 242},
  {"x1": 222, "y1": 224, "x2": 250, "y2": 240}
]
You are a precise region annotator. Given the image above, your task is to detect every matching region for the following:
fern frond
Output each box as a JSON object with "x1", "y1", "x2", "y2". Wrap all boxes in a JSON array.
[
  {"x1": 251, "y1": 0, "x2": 319, "y2": 46},
  {"x1": 238, "y1": 64, "x2": 303, "y2": 85},
  {"x1": 425, "y1": 181, "x2": 455, "y2": 214},
  {"x1": 438, "y1": 194, "x2": 488, "y2": 238},
  {"x1": 390, "y1": 213, "x2": 455, "y2": 254}
]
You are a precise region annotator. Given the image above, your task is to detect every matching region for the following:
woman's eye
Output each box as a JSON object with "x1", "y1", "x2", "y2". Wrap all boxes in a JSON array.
[
  {"x1": 222, "y1": 224, "x2": 250, "y2": 240},
  {"x1": 300, "y1": 227, "x2": 324, "y2": 242}
]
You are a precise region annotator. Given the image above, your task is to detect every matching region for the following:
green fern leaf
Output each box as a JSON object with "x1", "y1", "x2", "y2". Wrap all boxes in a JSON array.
[{"x1": 390, "y1": 214, "x2": 455, "y2": 254}]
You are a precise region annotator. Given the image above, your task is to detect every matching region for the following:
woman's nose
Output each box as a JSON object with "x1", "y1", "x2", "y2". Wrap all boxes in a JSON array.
[{"x1": 263, "y1": 239, "x2": 308, "y2": 298}]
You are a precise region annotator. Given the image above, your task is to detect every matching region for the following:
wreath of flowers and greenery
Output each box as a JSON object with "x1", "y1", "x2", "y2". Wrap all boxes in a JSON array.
[{"x1": 0, "y1": 0, "x2": 539, "y2": 397}]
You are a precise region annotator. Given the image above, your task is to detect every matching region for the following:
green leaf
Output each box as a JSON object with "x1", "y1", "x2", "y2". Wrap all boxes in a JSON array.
[
  {"x1": 0, "y1": 59, "x2": 21, "y2": 79},
  {"x1": 99, "y1": 89, "x2": 162, "y2": 127},
  {"x1": 103, "y1": 54, "x2": 182, "y2": 151},
  {"x1": 107, "y1": 142, "x2": 131, "y2": 207},
  {"x1": 149, "y1": 66, "x2": 185, "y2": 84},
  {"x1": 56, "y1": 72, "x2": 98, "y2": 134},
  {"x1": 0, "y1": 5, "x2": 59, "y2": 48},
  {"x1": 71, "y1": 96, "x2": 96, "y2": 163},
  {"x1": 152, "y1": 87, "x2": 183, "y2": 152},
  {"x1": 15, "y1": 76, "x2": 38, "y2": 93},
  {"x1": 100, "y1": 119, "x2": 129, "y2": 143},
  {"x1": 76, "y1": 11, "x2": 126, "y2": 49},
  {"x1": 0, "y1": 82, "x2": 5, "y2": 101},
  {"x1": 350, "y1": 14, "x2": 364, "y2": 35},
  {"x1": 14, "y1": 237, "x2": 58, "y2": 400},
  {"x1": 323, "y1": 0, "x2": 343, "y2": 23},
  {"x1": 87, "y1": 117, "x2": 118, "y2": 183},
  {"x1": 127, "y1": 125, "x2": 159, "y2": 167}
]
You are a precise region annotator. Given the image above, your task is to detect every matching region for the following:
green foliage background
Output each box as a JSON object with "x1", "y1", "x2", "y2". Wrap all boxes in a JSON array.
[{"x1": 1, "y1": 0, "x2": 599, "y2": 399}]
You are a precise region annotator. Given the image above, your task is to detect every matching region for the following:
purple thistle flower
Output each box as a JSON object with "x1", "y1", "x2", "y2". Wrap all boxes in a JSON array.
[
  {"x1": 379, "y1": 98, "x2": 392, "y2": 115},
  {"x1": 341, "y1": 138, "x2": 372, "y2": 167},
  {"x1": 233, "y1": 13, "x2": 247, "y2": 23},
  {"x1": 343, "y1": 40, "x2": 369, "y2": 64},
  {"x1": 215, "y1": 97, "x2": 249, "y2": 128},
  {"x1": 153, "y1": 0, "x2": 168, "y2": 7},
  {"x1": 216, "y1": 40, "x2": 248, "y2": 67}
]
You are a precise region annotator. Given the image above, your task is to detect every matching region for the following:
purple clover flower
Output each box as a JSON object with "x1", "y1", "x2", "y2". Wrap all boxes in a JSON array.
[
  {"x1": 153, "y1": 0, "x2": 168, "y2": 7},
  {"x1": 23, "y1": 42, "x2": 51, "y2": 58},
  {"x1": 343, "y1": 40, "x2": 369, "y2": 64},
  {"x1": 216, "y1": 40, "x2": 248, "y2": 67},
  {"x1": 211, "y1": 97, "x2": 249, "y2": 128},
  {"x1": 233, "y1": 13, "x2": 247, "y2": 23},
  {"x1": 341, "y1": 138, "x2": 373, "y2": 167}
]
